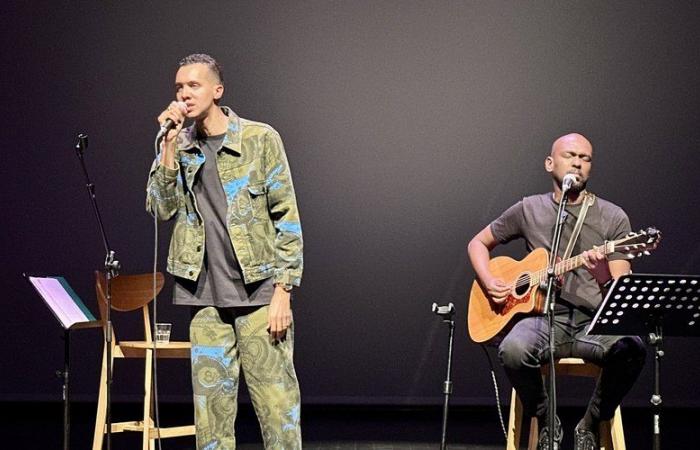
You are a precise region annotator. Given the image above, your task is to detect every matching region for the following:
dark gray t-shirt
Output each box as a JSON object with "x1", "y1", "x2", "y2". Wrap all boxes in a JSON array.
[
  {"x1": 490, "y1": 193, "x2": 631, "y2": 312},
  {"x1": 173, "y1": 133, "x2": 274, "y2": 307}
]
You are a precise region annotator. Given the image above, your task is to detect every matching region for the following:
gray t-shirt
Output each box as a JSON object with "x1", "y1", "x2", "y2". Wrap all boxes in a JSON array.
[
  {"x1": 490, "y1": 193, "x2": 631, "y2": 312},
  {"x1": 173, "y1": 132, "x2": 274, "y2": 307}
]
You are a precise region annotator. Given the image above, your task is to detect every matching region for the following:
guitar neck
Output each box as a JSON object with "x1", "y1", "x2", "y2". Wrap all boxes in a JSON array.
[{"x1": 531, "y1": 243, "x2": 609, "y2": 286}]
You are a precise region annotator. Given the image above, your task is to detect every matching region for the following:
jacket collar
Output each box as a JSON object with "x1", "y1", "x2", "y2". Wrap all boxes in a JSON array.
[{"x1": 176, "y1": 106, "x2": 242, "y2": 155}]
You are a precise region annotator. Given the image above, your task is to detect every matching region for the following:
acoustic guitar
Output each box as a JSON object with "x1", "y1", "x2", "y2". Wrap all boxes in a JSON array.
[{"x1": 467, "y1": 227, "x2": 661, "y2": 343}]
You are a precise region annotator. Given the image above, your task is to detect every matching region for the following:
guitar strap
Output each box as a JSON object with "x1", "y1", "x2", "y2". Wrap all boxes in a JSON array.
[{"x1": 562, "y1": 191, "x2": 596, "y2": 259}]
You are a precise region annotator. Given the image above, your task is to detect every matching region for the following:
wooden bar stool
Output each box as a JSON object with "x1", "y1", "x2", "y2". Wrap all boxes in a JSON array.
[
  {"x1": 505, "y1": 358, "x2": 625, "y2": 450},
  {"x1": 92, "y1": 271, "x2": 194, "y2": 450}
]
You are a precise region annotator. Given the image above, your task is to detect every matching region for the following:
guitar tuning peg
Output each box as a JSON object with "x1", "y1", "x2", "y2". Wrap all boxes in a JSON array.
[{"x1": 643, "y1": 251, "x2": 651, "y2": 256}]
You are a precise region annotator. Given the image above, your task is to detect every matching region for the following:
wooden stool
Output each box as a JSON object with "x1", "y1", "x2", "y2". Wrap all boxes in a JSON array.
[
  {"x1": 505, "y1": 358, "x2": 626, "y2": 450},
  {"x1": 92, "y1": 271, "x2": 195, "y2": 450}
]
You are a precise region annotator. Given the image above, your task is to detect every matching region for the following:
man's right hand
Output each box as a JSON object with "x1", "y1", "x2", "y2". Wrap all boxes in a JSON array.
[
  {"x1": 468, "y1": 225, "x2": 511, "y2": 305},
  {"x1": 482, "y1": 276, "x2": 511, "y2": 304},
  {"x1": 157, "y1": 101, "x2": 187, "y2": 168}
]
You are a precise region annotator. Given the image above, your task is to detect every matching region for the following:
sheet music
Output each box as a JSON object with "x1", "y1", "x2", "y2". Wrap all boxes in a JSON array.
[{"x1": 29, "y1": 276, "x2": 95, "y2": 329}]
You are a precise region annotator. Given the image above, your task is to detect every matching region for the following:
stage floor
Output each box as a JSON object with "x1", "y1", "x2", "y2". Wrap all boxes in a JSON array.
[{"x1": 3, "y1": 401, "x2": 695, "y2": 449}]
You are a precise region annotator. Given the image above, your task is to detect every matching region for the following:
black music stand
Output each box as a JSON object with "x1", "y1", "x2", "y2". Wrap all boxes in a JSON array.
[
  {"x1": 24, "y1": 274, "x2": 101, "y2": 450},
  {"x1": 587, "y1": 273, "x2": 700, "y2": 450}
]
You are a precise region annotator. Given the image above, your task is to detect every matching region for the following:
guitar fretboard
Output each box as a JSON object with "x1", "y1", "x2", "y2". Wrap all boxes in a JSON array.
[{"x1": 530, "y1": 244, "x2": 607, "y2": 286}]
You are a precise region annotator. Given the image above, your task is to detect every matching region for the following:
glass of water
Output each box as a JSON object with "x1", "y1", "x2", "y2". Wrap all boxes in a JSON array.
[{"x1": 155, "y1": 323, "x2": 172, "y2": 344}]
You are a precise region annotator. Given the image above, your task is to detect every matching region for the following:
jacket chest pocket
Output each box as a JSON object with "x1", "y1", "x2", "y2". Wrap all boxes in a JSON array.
[{"x1": 247, "y1": 183, "x2": 269, "y2": 220}]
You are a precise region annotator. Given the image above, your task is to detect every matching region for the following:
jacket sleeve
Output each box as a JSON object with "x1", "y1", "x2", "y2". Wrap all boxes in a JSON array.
[
  {"x1": 264, "y1": 130, "x2": 304, "y2": 288},
  {"x1": 146, "y1": 157, "x2": 180, "y2": 221}
]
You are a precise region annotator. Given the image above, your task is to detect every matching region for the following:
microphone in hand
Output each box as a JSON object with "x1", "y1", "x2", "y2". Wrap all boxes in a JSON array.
[{"x1": 157, "y1": 102, "x2": 188, "y2": 140}]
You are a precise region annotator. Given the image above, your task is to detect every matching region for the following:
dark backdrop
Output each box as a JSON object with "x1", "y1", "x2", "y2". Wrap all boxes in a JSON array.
[{"x1": 3, "y1": 1, "x2": 699, "y2": 409}]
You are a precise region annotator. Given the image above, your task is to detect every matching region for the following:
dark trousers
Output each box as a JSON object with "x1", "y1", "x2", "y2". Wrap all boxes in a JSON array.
[{"x1": 497, "y1": 306, "x2": 647, "y2": 422}]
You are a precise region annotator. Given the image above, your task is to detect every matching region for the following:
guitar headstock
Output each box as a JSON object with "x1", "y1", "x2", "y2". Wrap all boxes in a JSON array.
[{"x1": 608, "y1": 227, "x2": 662, "y2": 258}]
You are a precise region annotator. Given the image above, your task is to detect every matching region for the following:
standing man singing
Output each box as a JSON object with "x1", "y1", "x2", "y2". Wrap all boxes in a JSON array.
[
  {"x1": 147, "y1": 53, "x2": 303, "y2": 449},
  {"x1": 467, "y1": 133, "x2": 647, "y2": 450}
]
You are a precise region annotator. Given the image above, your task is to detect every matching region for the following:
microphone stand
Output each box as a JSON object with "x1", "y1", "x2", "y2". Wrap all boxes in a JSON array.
[
  {"x1": 75, "y1": 133, "x2": 120, "y2": 450},
  {"x1": 432, "y1": 302, "x2": 456, "y2": 450},
  {"x1": 648, "y1": 320, "x2": 663, "y2": 450},
  {"x1": 542, "y1": 185, "x2": 570, "y2": 450}
]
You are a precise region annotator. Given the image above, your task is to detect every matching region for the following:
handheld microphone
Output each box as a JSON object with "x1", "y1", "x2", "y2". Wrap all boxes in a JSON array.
[
  {"x1": 561, "y1": 173, "x2": 577, "y2": 192},
  {"x1": 156, "y1": 102, "x2": 188, "y2": 140}
]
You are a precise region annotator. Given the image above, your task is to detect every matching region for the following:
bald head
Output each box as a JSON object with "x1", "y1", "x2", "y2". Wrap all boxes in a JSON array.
[
  {"x1": 550, "y1": 133, "x2": 593, "y2": 157},
  {"x1": 545, "y1": 133, "x2": 593, "y2": 194}
]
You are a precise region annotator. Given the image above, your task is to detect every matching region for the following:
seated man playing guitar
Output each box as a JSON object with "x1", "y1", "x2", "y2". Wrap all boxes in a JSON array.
[{"x1": 467, "y1": 133, "x2": 649, "y2": 450}]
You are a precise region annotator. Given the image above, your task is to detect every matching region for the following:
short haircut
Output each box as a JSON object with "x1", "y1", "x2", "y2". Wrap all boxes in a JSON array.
[{"x1": 178, "y1": 53, "x2": 224, "y2": 85}]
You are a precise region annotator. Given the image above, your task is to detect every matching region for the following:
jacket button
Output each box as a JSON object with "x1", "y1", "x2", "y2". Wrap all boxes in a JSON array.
[
  {"x1": 196, "y1": 245, "x2": 202, "y2": 252},
  {"x1": 189, "y1": 271, "x2": 194, "y2": 276}
]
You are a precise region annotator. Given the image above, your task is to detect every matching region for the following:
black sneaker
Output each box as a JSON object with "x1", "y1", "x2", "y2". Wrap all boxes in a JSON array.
[
  {"x1": 573, "y1": 422, "x2": 598, "y2": 450},
  {"x1": 537, "y1": 415, "x2": 563, "y2": 450}
]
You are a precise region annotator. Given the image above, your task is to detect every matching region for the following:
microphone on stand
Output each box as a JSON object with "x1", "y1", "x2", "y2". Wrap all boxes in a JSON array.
[
  {"x1": 561, "y1": 173, "x2": 578, "y2": 192},
  {"x1": 432, "y1": 302, "x2": 455, "y2": 317}
]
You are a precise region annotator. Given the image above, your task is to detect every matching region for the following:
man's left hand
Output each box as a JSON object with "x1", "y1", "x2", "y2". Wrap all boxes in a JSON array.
[
  {"x1": 268, "y1": 285, "x2": 292, "y2": 341},
  {"x1": 581, "y1": 249, "x2": 612, "y2": 285}
]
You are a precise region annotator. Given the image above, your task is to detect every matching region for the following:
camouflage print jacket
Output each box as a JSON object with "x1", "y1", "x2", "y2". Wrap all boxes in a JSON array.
[{"x1": 146, "y1": 107, "x2": 303, "y2": 288}]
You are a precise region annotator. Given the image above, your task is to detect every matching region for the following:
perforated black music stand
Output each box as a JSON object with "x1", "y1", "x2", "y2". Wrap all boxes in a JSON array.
[{"x1": 587, "y1": 273, "x2": 700, "y2": 450}]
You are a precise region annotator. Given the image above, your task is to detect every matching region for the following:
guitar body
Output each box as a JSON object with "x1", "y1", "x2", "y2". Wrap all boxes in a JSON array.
[{"x1": 468, "y1": 248, "x2": 549, "y2": 343}]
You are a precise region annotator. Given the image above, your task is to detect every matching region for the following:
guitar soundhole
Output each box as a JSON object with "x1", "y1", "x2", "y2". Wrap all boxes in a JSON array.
[{"x1": 514, "y1": 273, "x2": 530, "y2": 297}]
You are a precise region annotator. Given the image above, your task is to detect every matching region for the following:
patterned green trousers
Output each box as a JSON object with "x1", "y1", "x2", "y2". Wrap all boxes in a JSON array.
[{"x1": 190, "y1": 306, "x2": 302, "y2": 449}]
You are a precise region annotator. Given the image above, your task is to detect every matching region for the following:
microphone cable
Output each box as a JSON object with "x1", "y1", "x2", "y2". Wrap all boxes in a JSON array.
[
  {"x1": 150, "y1": 134, "x2": 164, "y2": 450},
  {"x1": 480, "y1": 343, "x2": 508, "y2": 442}
]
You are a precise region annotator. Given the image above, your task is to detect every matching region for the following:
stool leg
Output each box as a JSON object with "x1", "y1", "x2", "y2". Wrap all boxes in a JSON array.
[
  {"x1": 506, "y1": 388, "x2": 539, "y2": 450},
  {"x1": 507, "y1": 388, "x2": 521, "y2": 449},
  {"x1": 609, "y1": 407, "x2": 626, "y2": 450},
  {"x1": 599, "y1": 406, "x2": 625, "y2": 450},
  {"x1": 527, "y1": 417, "x2": 538, "y2": 450},
  {"x1": 142, "y1": 349, "x2": 153, "y2": 450},
  {"x1": 93, "y1": 344, "x2": 108, "y2": 450}
]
